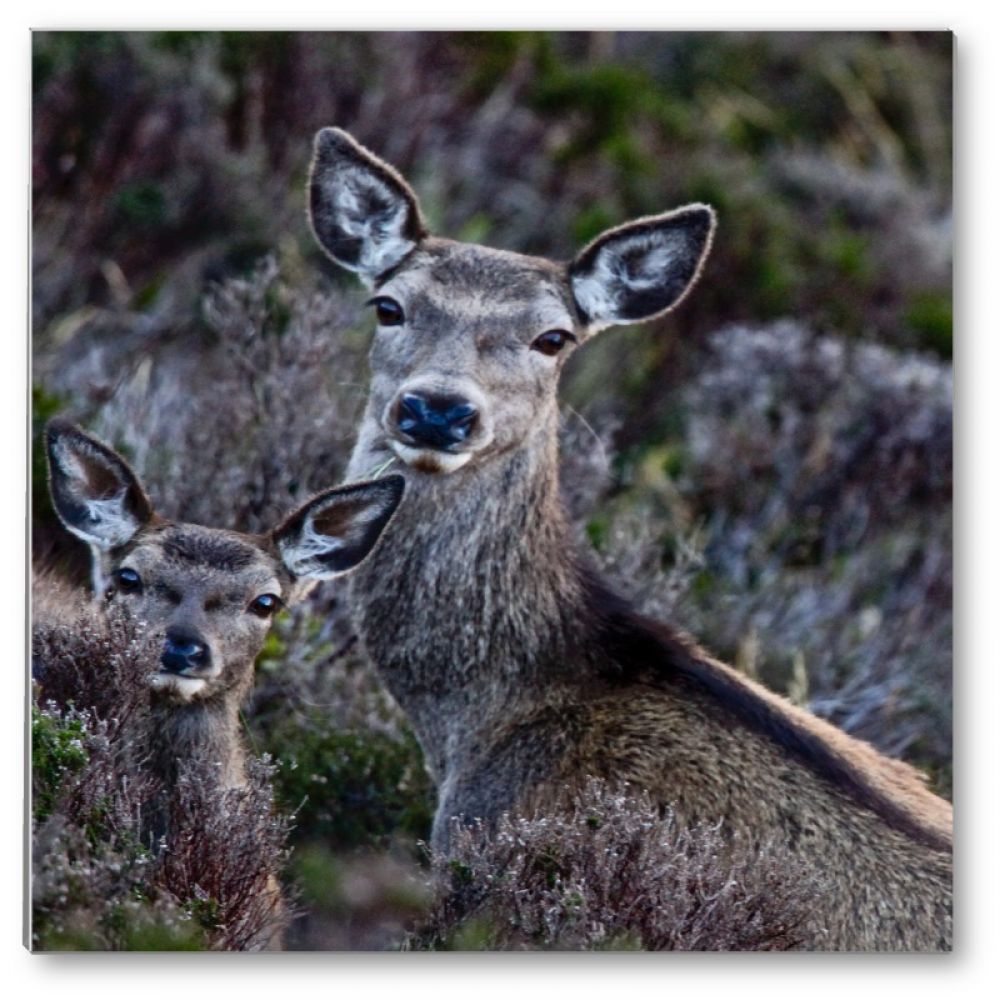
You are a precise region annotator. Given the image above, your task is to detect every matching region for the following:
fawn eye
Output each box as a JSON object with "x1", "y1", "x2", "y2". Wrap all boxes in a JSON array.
[
  {"x1": 368, "y1": 296, "x2": 405, "y2": 327},
  {"x1": 531, "y1": 330, "x2": 576, "y2": 356},
  {"x1": 115, "y1": 568, "x2": 143, "y2": 594},
  {"x1": 248, "y1": 593, "x2": 282, "y2": 618}
]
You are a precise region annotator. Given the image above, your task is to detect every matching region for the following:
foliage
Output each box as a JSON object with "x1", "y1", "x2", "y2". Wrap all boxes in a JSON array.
[
  {"x1": 264, "y1": 714, "x2": 433, "y2": 851},
  {"x1": 31, "y1": 607, "x2": 291, "y2": 951},
  {"x1": 413, "y1": 779, "x2": 824, "y2": 951},
  {"x1": 31, "y1": 30, "x2": 951, "y2": 949},
  {"x1": 588, "y1": 322, "x2": 952, "y2": 792}
]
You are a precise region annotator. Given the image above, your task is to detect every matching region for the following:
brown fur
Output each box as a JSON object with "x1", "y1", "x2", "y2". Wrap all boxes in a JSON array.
[
  {"x1": 310, "y1": 129, "x2": 953, "y2": 951},
  {"x1": 43, "y1": 420, "x2": 405, "y2": 949}
]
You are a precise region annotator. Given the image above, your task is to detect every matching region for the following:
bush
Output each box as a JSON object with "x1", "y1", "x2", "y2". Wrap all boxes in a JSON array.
[
  {"x1": 414, "y1": 778, "x2": 825, "y2": 951},
  {"x1": 32, "y1": 32, "x2": 951, "y2": 946},
  {"x1": 31, "y1": 606, "x2": 291, "y2": 951}
]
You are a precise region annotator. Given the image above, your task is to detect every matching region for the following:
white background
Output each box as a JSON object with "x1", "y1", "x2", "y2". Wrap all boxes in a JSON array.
[{"x1": 4, "y1": 4, "x2": 994, "y2": 997}]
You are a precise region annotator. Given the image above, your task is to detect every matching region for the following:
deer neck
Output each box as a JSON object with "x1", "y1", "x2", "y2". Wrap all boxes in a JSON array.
[
  {"x1": 148, "y1": 696, "x2": 246, "y2": 790},
  {"x1": 347, "y1": 410, "x2": 589, "y2": 778}
]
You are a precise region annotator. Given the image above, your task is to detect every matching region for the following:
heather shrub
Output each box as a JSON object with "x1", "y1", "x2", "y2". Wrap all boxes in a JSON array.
[
  {"x1": 246, "y1": 592, "x2": 436, "y2": 948},
  {"x1": 86, "y1": 257, "x2": 367, "y2": 533},
  {"x1": 32, "y1": 32, "x2": 951, "y2": 361},
  {"x1": 31, "y1": 606, "x2": 292, "y2": 951},
  {"x1": 31, "y1": 31, "x2": 951, "y2": 949},
  {"x1": 588, "y1": 323, "x2": 952, "y2": 791},
  {"x1": 414, "y1": 779, "x2": 825, "y2": 951},
  {"x1": 249, "y1": 587, "x2": 435, "y2": 853}
]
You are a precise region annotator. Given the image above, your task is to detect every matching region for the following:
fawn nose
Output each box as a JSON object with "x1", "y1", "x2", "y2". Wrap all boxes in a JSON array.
[
  {"x1": 396, "y1": 392, "x2": 479, "y2": 450},
  {"x1": 161, "y1": 629, "x2": 210, "y2": 675}
]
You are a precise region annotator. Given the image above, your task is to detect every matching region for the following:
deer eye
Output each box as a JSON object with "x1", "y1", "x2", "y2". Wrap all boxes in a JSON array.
[
  {"x1": 248, "y1": 593, "x2": 282, "y2": 619},
  {"x1": 115, "y1": 568, "x2": 143, "y2": 594},
  {"x1": 368, "y1": 296, "x2": 405, "y2": 327},
  {"x1": 531, "y1": 330, "x2": 576, "y2": 357}
]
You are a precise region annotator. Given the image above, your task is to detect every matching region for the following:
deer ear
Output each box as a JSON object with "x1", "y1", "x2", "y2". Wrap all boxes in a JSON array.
[
  {"x1": 569, "y1": 204, "x2": 716, "y2": 333},
  {"x1": 273, "y1": 476, "x2": 405, "y2": 580},
  {"x1": 46, "y1": 418, "x2": 153, "y2": 550},
  {"x1": 308, "y1": 128, "x2": 427, "y2": 286}
]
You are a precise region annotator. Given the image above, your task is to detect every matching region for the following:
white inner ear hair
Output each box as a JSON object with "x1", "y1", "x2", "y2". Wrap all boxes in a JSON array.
[
  {"x1": 280, "y1": 495, "x2": 393, "y2": 578},
  {"x1": 54, "y1": 443, "x2": 139, "y2": 550},
  {"x1": 77, "y1": 491, "x2": 138, "y2": 548},
  {"x1": 572, "y1": 229, "x2": 686, "y2": 329},
  {"x1": 279, "y1": 511, "x2": 348, "y2": 579},
  {"x1": 330, "y1": 165, "x2": 415, "y2": 283}
]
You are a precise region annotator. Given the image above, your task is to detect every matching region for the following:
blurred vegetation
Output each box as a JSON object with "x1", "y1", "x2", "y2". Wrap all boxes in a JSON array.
[{"x1": 32, "y1": 31, "x2": 951, "y2": 949}]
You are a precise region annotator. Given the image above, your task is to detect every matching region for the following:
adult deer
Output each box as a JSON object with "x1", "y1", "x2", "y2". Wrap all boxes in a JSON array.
[{"x1": 307, "y1": 128, "x2": 952, "y2": 950}]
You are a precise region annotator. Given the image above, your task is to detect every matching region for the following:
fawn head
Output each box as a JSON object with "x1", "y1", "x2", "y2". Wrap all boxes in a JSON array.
[
  {"x1": 46, "y1": 419, "x2": 404, "y2": 703},
  {"x1": 308, "y1": 127, "x2": 716, "y2": 476}
]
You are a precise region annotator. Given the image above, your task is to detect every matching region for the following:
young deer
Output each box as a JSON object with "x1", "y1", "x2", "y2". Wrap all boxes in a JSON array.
[
  {"x1": 307, "y1": 128, "x2": 952, "y2": 951},
  {"x1": 43, "y1": 417, "x2": 404, "y2": 829}
]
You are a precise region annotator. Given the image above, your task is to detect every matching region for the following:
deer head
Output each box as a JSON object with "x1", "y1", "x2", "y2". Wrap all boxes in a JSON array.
[
  {"x1": 308, "y1": 127, "x2": 715, "y2": 476},
  {"x1": 45, "y1": 418, "x2": 404, "y2": 704}
]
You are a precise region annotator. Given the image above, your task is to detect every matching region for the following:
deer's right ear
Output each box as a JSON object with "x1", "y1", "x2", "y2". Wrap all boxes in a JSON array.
[
  {"x1": 308, "y1": 128, "x2": 427, "y2": 286},
  {"x1": 46, "y1": 419, "x2": 153, "y2": 550},
  {"x1": 273, "y1": 475, "x2": 405, "y2": 580}
]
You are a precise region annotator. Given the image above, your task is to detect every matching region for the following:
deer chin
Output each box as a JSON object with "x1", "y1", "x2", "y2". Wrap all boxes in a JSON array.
[
  {"x1": 388, "y1": 440, "x2": 473, "y2": 475},
  {"x1": 149, "y1": 672, "x2": 209, "y2": 702}
]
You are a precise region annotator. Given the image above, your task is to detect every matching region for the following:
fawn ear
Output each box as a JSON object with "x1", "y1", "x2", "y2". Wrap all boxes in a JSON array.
[
  {"x1": 273, "y1": 475, "x2": 405, "y2": 580},
  {"x1": 569, "y1": 204, "x2": 716, "y2": 333},
  {"x1": 308, "y1": 127, "x2": 427, "y2": 286},
  {"x1": 46, "y1": 419, "x2": 153, "y2": 550}
]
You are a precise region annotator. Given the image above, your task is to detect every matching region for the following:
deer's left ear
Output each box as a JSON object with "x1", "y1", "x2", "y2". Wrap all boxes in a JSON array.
[
  {"x1": 273, "y1": 476, "x2": 405, "y2": 580},
  {"x1": 569, "y1": 204, "x2": 716, "y2": 333},
  {"x1": 46, "y1": 418, "x2": 154, "y2": 550}
]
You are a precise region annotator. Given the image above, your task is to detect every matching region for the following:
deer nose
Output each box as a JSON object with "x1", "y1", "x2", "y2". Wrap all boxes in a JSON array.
[
  {"x1": 161, "y1": 629, "x2": 210, "y2": 675},
  {"x1": 396, "y1": 392, "x2": 479, "y2": 450}
]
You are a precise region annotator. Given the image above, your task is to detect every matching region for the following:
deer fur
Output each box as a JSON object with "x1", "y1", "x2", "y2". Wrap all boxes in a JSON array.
[
  {"x1": 43, "y1": 418, "x2": 405, "y2": 946},
  {"x1": 308, "y1": 127, "x2": 952, "y2": 951},
  {"x1": 45, "y1": 417, "x2": 404, "y2": 788}
]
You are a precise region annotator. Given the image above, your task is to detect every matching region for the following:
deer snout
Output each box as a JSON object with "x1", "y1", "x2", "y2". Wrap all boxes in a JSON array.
[
  {"x1": 161, "y1": 628, "x2": 211, "y2": 675},
  {"x1": 395, "y1": 392, "x2": 480, "y2": 450}
]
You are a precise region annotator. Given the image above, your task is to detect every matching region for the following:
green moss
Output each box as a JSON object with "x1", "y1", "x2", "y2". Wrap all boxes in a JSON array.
[
  {"x1": 906, "y1": 291, "x2": 952, "y2": 359},
  {"x1": 118, "y1": 914, "x2": 205, "y2": 951},
  {"x1": 263, "y1": 712, "x2": 434, "y2": 850},
  {"x1": 289, "y1": 842, "x2": 344, "y2": 911},
  {"x1": 662, "y1": 445, "x2": 687, "y2": 480},
  {"x1": 454, "y1": 212, "x2": 495, "y2": 245},
  {"x1": 690, "y1": 569, "x2": 718, "y2": 602},
  {"x1": 34, "y1": 923, "x2": 105, "y2": 951},
  {"x1": 255, "y1": 615, "x2": 291, "y2": 667},
  {"x1": 448, "y1": 859, "x2": 474, "y2": 888},
  {"x1": 572, "y1": 204, "x2": 617, "y2": 247},
  {"x1": 585, "y1": 516, "x2": 609, "y2": 552},
  {"x1": 32, "y1": 705, "x2": 89, "y2": 823},
  {"x1": 31, "y1": 384, "x2": 64, "y2": 528},
  {"x1": 822, "y1": 230, "x2": 874, "y2": 282},
  {"x1": 133, "y1": 275, "x2": 165, "y2": 311},
  {"x1": 440, "y1": 915, "x2": 497, "y2": 951},
  {"x1": 113, "y1": 182, "x2": 167, "y2": 229}
]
